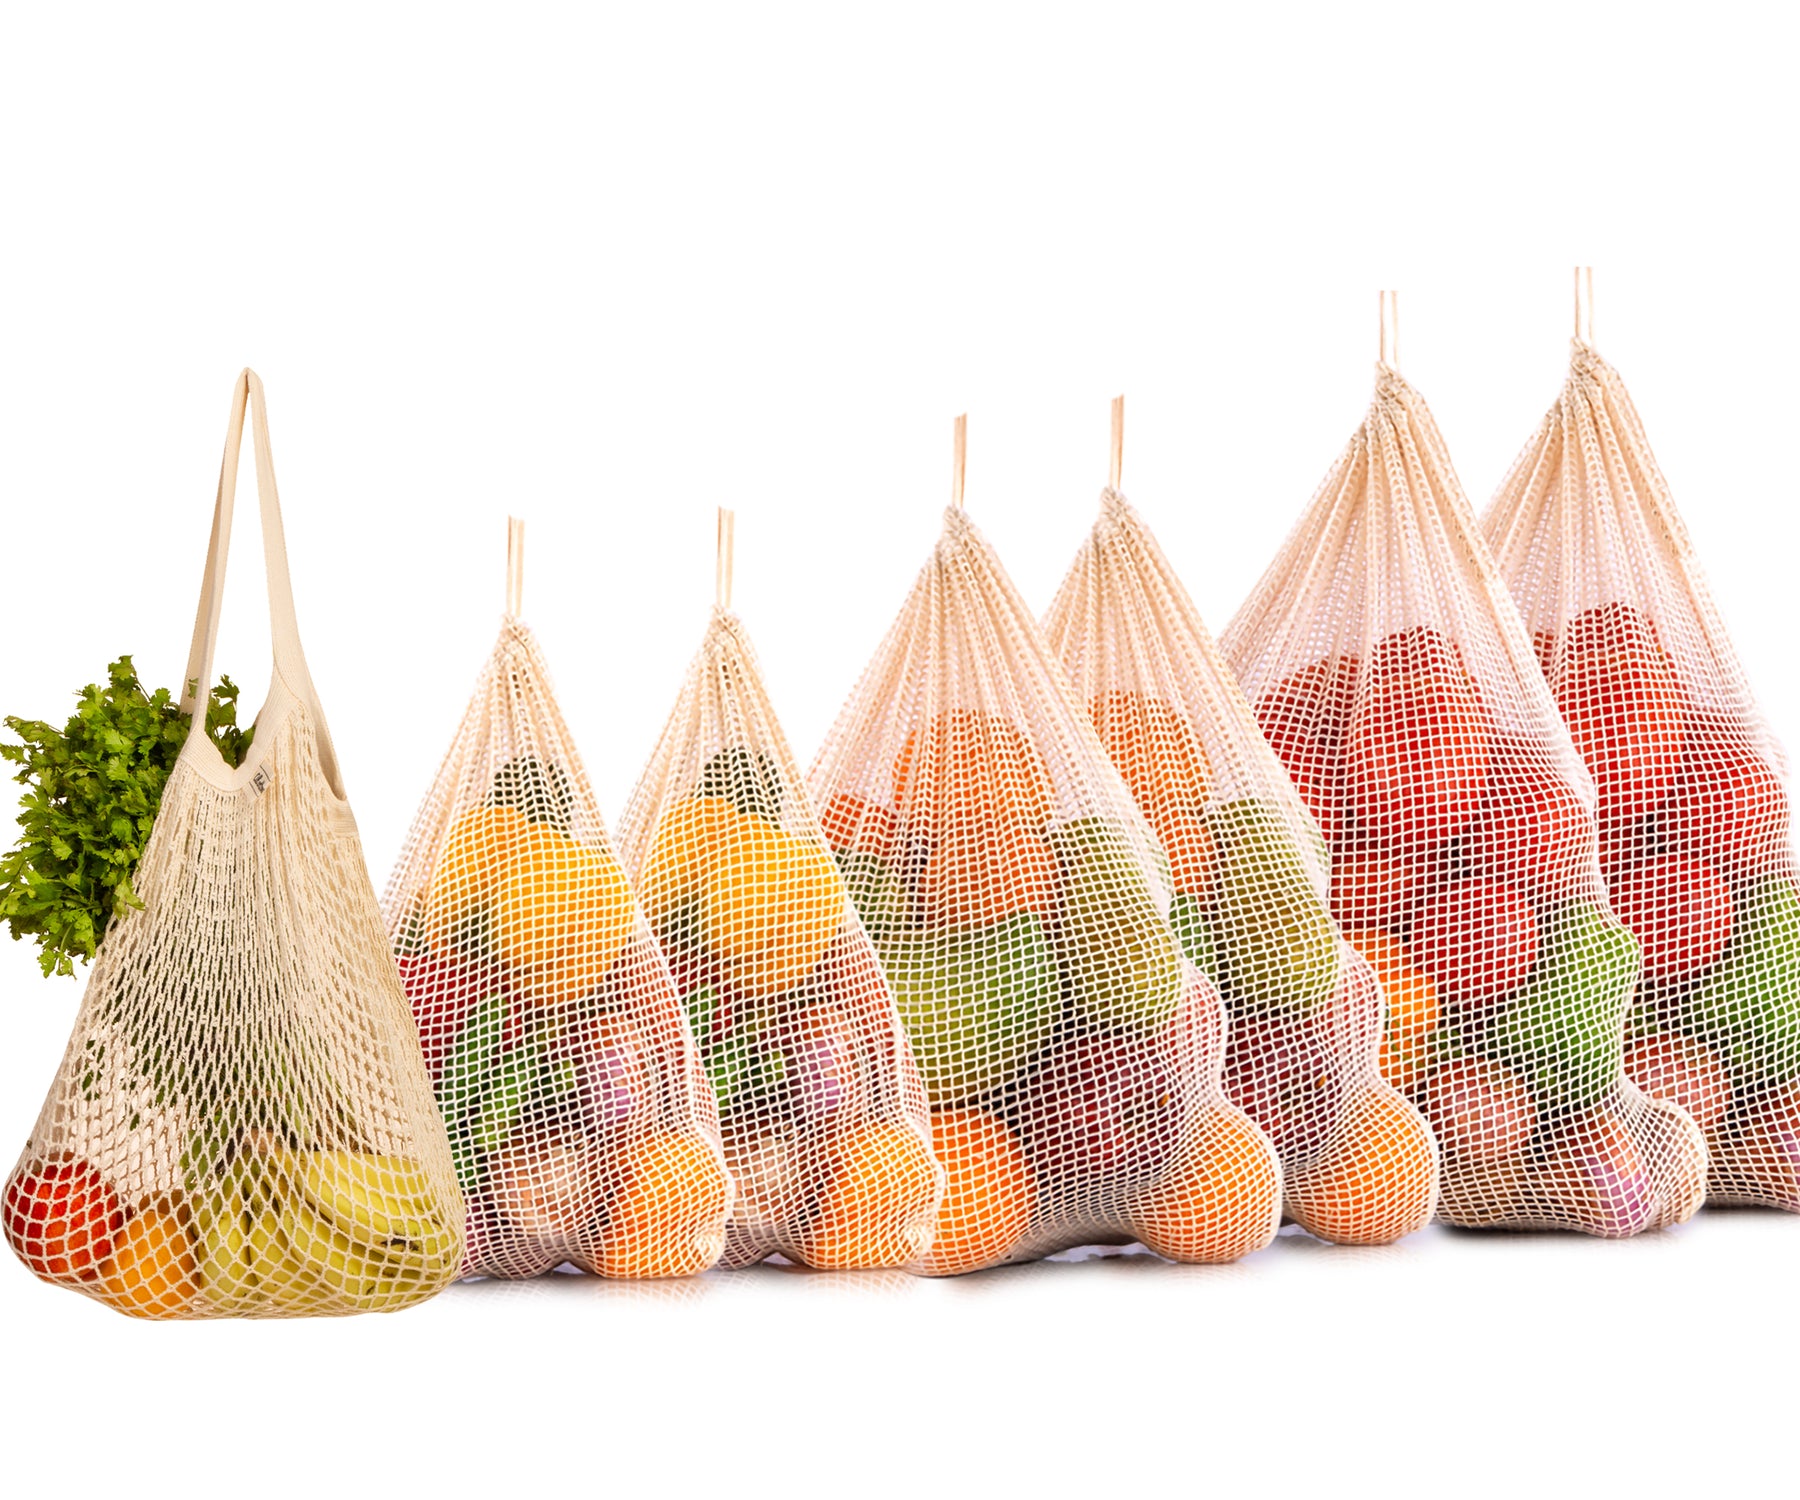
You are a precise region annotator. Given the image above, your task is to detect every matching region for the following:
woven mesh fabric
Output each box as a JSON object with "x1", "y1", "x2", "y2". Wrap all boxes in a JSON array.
[
  {"x1": 808, "y1": 505, "x2": 1281, "y2": 1274},
  {"x1": 1484, "y1": 340, "x2": 1800, "y2": 1211},
  {"x1": 1045, "y1": 492, "x2": 1438, "y2": 1244},
  {"x1": 1220, "y1": 365, "x2": 1707, "y2": 1235},
  {"x1": 383, "y1": 616, "x2": 730, "y2": 1279},
  {"x1": 614, "y1": 607, "x2": 942, "y2": 1269},
  {"x1": 3, "y1": 374, "x2": 465, "y2": 1317}
]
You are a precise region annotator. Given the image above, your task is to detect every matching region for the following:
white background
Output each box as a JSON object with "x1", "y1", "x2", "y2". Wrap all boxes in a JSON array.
[{"x1": 1, "y1": 3, "x2": 1796, "y2": 1494}]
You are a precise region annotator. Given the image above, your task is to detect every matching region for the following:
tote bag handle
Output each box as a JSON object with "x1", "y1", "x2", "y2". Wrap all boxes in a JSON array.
[{"x1": 180, "y1": 370, "x2": 340, "y2": 786}]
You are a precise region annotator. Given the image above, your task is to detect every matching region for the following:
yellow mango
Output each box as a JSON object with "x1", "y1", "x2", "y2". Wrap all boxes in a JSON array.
[
  {"x1": 700, "y1": 814, "x2": 845, "y2": 999},
  {"x1": 424, "y1": 804, "x2": 530, "y2": 946},
  {"x1": 640, "y1": 795, "x2": 739, "y2": 919},
  {"x1": 494, "y1": 824, "x2": 637, "y2": 1001}
]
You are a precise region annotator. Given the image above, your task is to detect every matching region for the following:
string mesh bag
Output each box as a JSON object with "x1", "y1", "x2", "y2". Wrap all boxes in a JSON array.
[
  {"x1": 1483, "y1": 271, "x2": 1800, "y2": 1211},
  {"x1": 614, "y1": 511, "x2": 942, "y2": 1269},
  {"x1": 2, "y1": 371, "x2": 463, "y2": 1317},
  {"x1": 1220, "y1": 298, "x2": 1707, "y2": 1235},
  {"x1": 807, "y1": 419, "x2": 1281, "y2": 1275},
  {"x1": 382, "y1": 519, "x2": 730, "y2": 1280},
  {"x1": 1042, "y1": 400, "x2": 1438, "y2": 1246}
]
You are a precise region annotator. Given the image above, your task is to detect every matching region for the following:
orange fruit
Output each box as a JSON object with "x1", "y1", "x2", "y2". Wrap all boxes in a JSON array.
[
  {"x1": 495, "y1": 825, "x2": 638, "y2": 1001},
  {"x1": 594, "y1": 1133, "x2": 730, "y2": 1279},
  {"x1": 425, "y1": 804, "x2": 530, "y2": 943},
  {"x1": 1129, "y1": 1104, "x2": 1278, "y2": 1263},
  {"x1": 96, "y1": 1200, "x2": 199, "y2": 1318},
  {"x1": 700, "y1": 814, "x2": 845, "y2": 999},
  {"x1": 892, "y1": 710, "x2": 1053, "y2": 838},
  {"x1": 1089, "y1": 691, "x2": 1212, "y2": 810},
  {"x1": 920, "y1": 1108, "x2": 1037, "y2": 1275},
  {"x1": 1148, "y1": 801, "x2": 1217, "y2": 901},
  {"x1": 1346, "y1": 929, "x2": 1440, "y2": 1094},
  {"x1": 798, "y1": 1120, "x2": 943, "y2": 1270},
  {"x1": 1284, "y1": 1084, "x2": 1437, "y2": 1246},
  {"x1": 819, "y1": 792, "x2": 899, "y2": 862},
  {"x1": 640, "y1": 795, "x2": 738, "y2": 918},
  {"x1": 916, "y1": 823, "x2": 1059, "y2": 929}
]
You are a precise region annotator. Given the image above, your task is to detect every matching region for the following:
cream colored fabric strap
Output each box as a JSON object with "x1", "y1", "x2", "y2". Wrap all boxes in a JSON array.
[{"x1": 180, "y1": 368, "x2": 322, "y2": 746}]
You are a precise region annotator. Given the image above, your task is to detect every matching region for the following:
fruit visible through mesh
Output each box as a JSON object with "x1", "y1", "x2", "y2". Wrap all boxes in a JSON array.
[
  {"x1": 1484, "y1": 338, "x2": 1800, "y2": 1211},
  {"x1": 1045, "y1": 490, "x2": 1437, "y2": 1245},
  {"x1": 1220, "y1": 362, "x2": 1708, "y2": 1235},
  {"x1": 384, "y1": 614, "x2": 730, "y2": 1278},
  {"x1": 615, "y1": 607, "x2": 942, "y2": 1269},
  {"x1": 809, "y1": 504, "x2": 1281, "y2": 1273}
]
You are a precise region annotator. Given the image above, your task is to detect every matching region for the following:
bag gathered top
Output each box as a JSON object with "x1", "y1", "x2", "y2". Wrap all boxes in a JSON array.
[
  {"x1": 1220, "y1": 301, "x2": 1708, "y2": 1235},
  {"x1": 614, "y1": 510, "x2": 943, "y2": 1270},
  {"x1": 808, "y1": 422, "x2": 1282, "y2": 1274},
  {"x1": 3, "y1": 371, "x2": 464, "y2": 1316},
  {"x1": 383, "y1": 520, "x2": 730, "y2": 1280},
  {"x1": 1044, "y1": 401, "x2": 1438, "y2": 1246},
  {"x1": 1483, "y1": 271, "x2": 1800, "y2": 1211}
]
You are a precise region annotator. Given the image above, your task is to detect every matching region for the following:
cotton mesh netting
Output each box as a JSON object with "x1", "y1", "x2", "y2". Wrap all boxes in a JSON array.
[
  {"x1": 4, "y1": 372, "x2": 465, "y2": 1316},
  {"x1": 1484, "y1": 338, "x2": 1800, "y2": 1211},
  {"x1": 383, "y1": 548, "x2": 729, "y2": 1279},
  {"x1": 1220, "y1": 364, "x2": 1708, "y2": 1235},
  {"x1": 1044, "y1": 489, "x2": 1438, "y2": 1244},
  {"x1": 807, "y1": 503, "x2": 1282, "y2": 1274},
  {"x1": 614, "y1": 585, "x2": 943, "y2": 1269}
]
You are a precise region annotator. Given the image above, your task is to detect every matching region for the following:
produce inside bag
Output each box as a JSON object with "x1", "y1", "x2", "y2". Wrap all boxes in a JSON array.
[
  {"x1": 614, "y1": 511, "x2": 942, "y2": 1268},
  {"x1": 1043, "y1": 403, "x2": 1437, "y2": 1245},
  {"x1": 808, "y1": 421, "x2": 1281, "y2": 1274},
  {"x1": 384, "y1": 521, "x2": 730, "y2": 1279},
  {"x1": 1483, "y1": 273, "x2": 1800, "y2": 1211},
  {"x1": 1219, "y1": 300, "x2": 1707, "y2": 1235}
]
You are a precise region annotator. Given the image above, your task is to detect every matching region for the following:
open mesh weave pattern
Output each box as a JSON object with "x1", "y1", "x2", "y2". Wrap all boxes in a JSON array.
[
  {"x1": 1045, "y1": 491, "x2": 1438, "y2": 1244},
  {"x1": 1220, "y1": 365, "x2": 1707, "y2": 1235},
  {"x1": 808, "y1": 505, "x2": 1281, "y2": 1274},
  {"x1": 383, "y1": 605, "x2": 729, "y2": 1279},
  {"x1": 4, "y1": 371, "x2": 465, "y2": 1317},
  {"x1": 614, "y1": 605, "x2": 942, "y2": 1268},
  {"x1": 1484, "y1": 340, "x2": 1800, "y2": 1211}
]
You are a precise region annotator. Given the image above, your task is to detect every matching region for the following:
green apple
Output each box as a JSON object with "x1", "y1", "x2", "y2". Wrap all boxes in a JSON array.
[
  {"x1": 1169, "y1": 893, "x2": 1218, "y2": 981},
  {"x1": 1683, "y1": 875, "x2": 1800, "y2": 1086},
  {"x1": 1492, "y1": 899, "x2": 1636, "y2": 1112},
  {"x1": 876, "y1": 910, "x2": 1059, "y2": 1106},
  {"x1": 1045, "y1": 818, "x2": 1182, "y2": 1032},
  {"x1": 1208, "y1": 799, "x2": 1338, "y2": 1011}
]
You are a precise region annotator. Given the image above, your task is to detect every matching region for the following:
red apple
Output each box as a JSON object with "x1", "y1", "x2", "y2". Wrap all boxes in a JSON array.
[
  {"x1": 1421, "y1": 1056, "x2": 1536, "y2": 1161},
  {"x1": 3, "y1": 1158, "x2": 124, "y2": 1283},
  {"x1": 1554, "y1": 603, "x2": 1685, "y2": 827},
  {"x1": 1465, "y1": 734, "x2": 1592, "y2": 898},
  {"x1": 1255, "y1": 656, "x2": 1357, "y2": 844},
  {"x1": 1348, "y1": 628, "x2": 1491, "y2": 849},
  {"x1": 1609, "y1": 854, "x2": 1733, "y2": 986},
  {"x1": 1222, "y1": 1003, "x2": 1354, "y2": 1159},
  {"x1": 1019, "y1": 1029, "x2": 1179, "y2": 1189},
  {"x1": 400, "y1": 948, "x2": 512, "y2": 1081},
  {"x1": 1662, "y1": 713, "x2": 1790, "y2": 878},
  {"x1": 1409, "y1": 877, "x2": 1539, "y2": 1008},
  {"x1": 1535, "y1": 1102, "x2": 1658, "y2": 1238},
  {"x1": 1331, "y1": 850, "x2": 1425, "y2": 933},
  {"x1": 1712, "y1": 1083, "x2": 1800, "y2": 1209},
  {"x1": 1624, "y1": 1031, "x2": 1731, "y2": 1136}
]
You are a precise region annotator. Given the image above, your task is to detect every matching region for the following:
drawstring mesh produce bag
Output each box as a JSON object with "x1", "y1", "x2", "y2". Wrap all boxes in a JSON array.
[
  {"x1": 3, "y1": 371, "x2": 463, "y2": 1317},
  {"x1": 1043, "y1": 404, "x2": 1437, "y2": 1245},
  {"x1": 807, "y1": 422, "x2": 1281, "y2": 1275},
  {"x1": 1220, "y1": 301, "x2": 1707, "y2": 1235},
  {"x1": 614, "y1": 511, "x2": 942, "y2": 1269},
  {"x1": 1483, "y1": 273, "x2": 1800, "y2": 1211},
  {"x1": 383, "y1": 520, "x2": 729, "y2": 1279}
]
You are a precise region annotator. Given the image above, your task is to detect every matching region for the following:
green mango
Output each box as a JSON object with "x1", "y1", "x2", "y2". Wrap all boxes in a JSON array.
[
  {"x1": 1684, "y1": 876, "x2": 1800, "y2": 1086},
  {"x1": 876, "y1": 911, "x2": 1059, "y2": 1107},
  {"x1": 1207, "y1": 799, "x2": 1338, "y2": 1011},
  {"x1": 1169, "y1": 893, "x2": 1218, "y2": 981},
  {"x1": 834, "y1": 849, "x2": 909, "y2": 938},
  {"x1": 1492, "y1": 900, "x2": 1637, "y2": 1112},
  {"x1": 698, "y1": 746, "x2": 786, "y2": 821},
  {"x1": 1044, "y1": 818, "x2": 1182, "y2": 1032}
]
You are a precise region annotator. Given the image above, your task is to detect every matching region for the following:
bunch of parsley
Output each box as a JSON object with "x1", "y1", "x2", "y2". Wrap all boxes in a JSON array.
[{"x1": 1, "y1": 657, "x2": 253, "y2": 978}]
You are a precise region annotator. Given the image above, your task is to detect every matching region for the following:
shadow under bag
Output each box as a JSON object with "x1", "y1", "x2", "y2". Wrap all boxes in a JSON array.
[{"x1": 4, "y1": 370, "x2": 464, "y2": 1316}]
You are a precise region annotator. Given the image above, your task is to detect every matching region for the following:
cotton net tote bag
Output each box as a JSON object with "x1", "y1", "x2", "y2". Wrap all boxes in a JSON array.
[
  {"x1": 1483, "y1": 274, "x2": 1800, "y2": 1211},
  {"x1": 383, "y1": 520, "x2": 729, "y2": 1280},
  {"x1": 3, "y1": 371, "x2": 463, "y2": 1317},
  {"x1": 1219, "y1": 301, "x2": 1707, "y2": 1235},
  {"x1": 614, "y1": 512, "x2": 942, "y2": 1269},
  {"x1": 1043, "y1": 403, "x2": 1437, "y2": 1246},
  {"x1": 808, "y1": 422, "x2": 1281, "y2": 1275}
]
